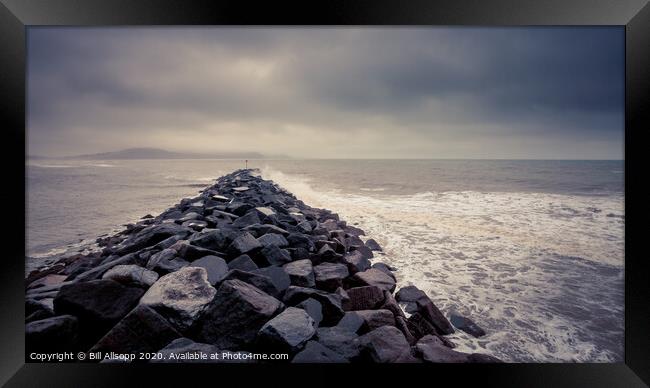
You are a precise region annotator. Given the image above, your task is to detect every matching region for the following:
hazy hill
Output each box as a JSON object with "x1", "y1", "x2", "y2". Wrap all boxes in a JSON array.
[{"x1": 63, "y1": 148, "x2": 272, "y2": 160}]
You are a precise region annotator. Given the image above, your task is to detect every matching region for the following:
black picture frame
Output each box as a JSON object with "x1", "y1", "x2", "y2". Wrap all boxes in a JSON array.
[{"x1": 1, "y1": 0, "x2": 648, "y2": 386}]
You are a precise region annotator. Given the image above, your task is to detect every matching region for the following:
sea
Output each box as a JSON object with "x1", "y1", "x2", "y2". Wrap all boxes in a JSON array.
[{"x1": 26, "y1": 159, "x2": 624, "y2": 363}]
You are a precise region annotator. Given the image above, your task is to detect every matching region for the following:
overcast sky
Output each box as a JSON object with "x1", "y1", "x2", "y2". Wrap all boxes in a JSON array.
[{"x1": 27, "y1": 27, "x2": 624, "y2": 159}]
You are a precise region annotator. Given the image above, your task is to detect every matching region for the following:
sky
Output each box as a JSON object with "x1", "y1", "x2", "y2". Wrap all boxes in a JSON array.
[{"x1": 27, "y1": 27, "x2": 624, "y2": 159}]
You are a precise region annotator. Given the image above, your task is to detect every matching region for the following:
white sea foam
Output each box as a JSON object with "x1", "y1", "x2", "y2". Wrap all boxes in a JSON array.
[{"x1": 261, "y1": 167, "x2": 624, "y2": 362}]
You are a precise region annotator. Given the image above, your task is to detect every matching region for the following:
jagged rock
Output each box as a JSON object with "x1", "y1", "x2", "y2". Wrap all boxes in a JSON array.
[
  {"x1": 90, "y1": 305, "x2": 181, "y2": 356},
  {"x1": 365, "y1": 238, "x2": 382, "y2": 251},
  {"x1": 26, "y1": 315, "x2": 79, "y2": 352},
  {"x1": 253, "y1": 206, "x2": 276, "y2": 218},
  {"x1": 371, "y1": 263, "x2": 396, "y2": 280},
  {"x1": 228, "y1": 254, "x2": 259, "y2": 272},
  {"x1": 450, "y1": 313, "x2": 486, "y2": 338},
  {"x1": 252, "y1": 266, "x2": 291, "y2": 294},
  {"x1": 342, "y1": 250, "x2": 371, "y2": 274},
  {"x1": 354, "y1": 309, "x2": 396, "y2": 331},
  {"x1": 313, "y1": 262, "x2": 349, "y2": 292},
  {"x1": 359, "y1": 326, "x2": 412, "y2": 363},
  {"x1": 227, "y1": 202, "x2": 254, "y2": 216},
  {"x1": 296, "y1": 298, "x2": 323, "y2": 327},
  {"x1": 257, "y1": 233, "x2": 289, "y2": 248},
  {"x1": 292, "y1": 341, "x2": 349, "y2": 363},
  {"x1": 381, "y1": 290, "x2": 406, "y2": 319},
  {"x1": 182, "y1": 220, "x2": 208, "y2": 231},
  {"x1": 296, "y1": 221, "x2": 313, "y2": 233},
  {"x1": 102, "y1": 264, "x2": 159, "y2": 288},
  {"x1": 345, "y1": 225, "x2": 366, "y2": 236},
  {"x1": 189, "y1": 229, "x2": 235, "y2": 251},
  {"x1": 351, "y1": 268, "x2": 396, "y2": 292},
  {"x1": 287, "y1": 247, "x2": 310, "y2": 261},
  {"x1": 283, "y1": 286, "x2": 344, "y2": 326},
  {"x1": 416, "y1": 335, "x2": 472, "y2": 363},
  {"x1": 243, "y1": 223, "x2": 289, "y2": 237},
  {"x1": 344, "y1": 286, "x2": 385, "y2": 311},
  {"x1": 315, "y1": 327, "x2": 362, "y2": 360},
  {"x1": 395, "y1": 285, "x2": 427, "y2": 303},
  {"x1": 174, "y1": 242, "x2": 223, "y2": 262},
  {"x1": 334, "y1": 311, "x2": 365, "y2": 334},
  {"x1": 152, "y1": 338, "x2": 254, "y2": 363},
  {"x1": 257, "y1": 307, "x2": 316, "y2": 352},
  {"x1": 27, "y1": 274, "x2": 68, "y2": 290},
  {"x1": 286, "y1": 233, "x2": 315, "y2": 251},
  {"x1": 189, "y1": 255, "x2": 229, "y2": 286},
  {"x1": 140, "y1": 267, "x2": 217, "y2": 331},
  {"x1": 54, "y1": 279, "x2": 144, "y2": 336},
  {"x1": 395, "y1": 315, "x2": 417, "y2": 345},
  {"x1": 196, "y1": 279, "x2": 284, "y2": 350},
  {"x1": 467, "y1": 353, "x2": 503, "y2": 363},
  {"x1": 177, "y1": 212, "x2": 202, "y2": 223},
  {"x1": 146, "y1": 248, "x2": 187, "y2": 274},
  {"x1": 416, "y1": 298, "x2": 455, "y2": 335},
  {"x1": 283, "y1": 259, "x2": 315, "y2": 287},
  {"x1": 351, "y1": 245, "x2": 374, "y2": 260},
  {"x1": 260, "y1": 245, "x2": 292, "y2": 266},
  {"x1": 117, "y1": 223, "x2": 192, "y2": 255},
  {"x1": 227, "y1": 232, "x2": 262, "y2": 256},
  {"x1": 232, "y1": 211, "x2": 261, "y2": 228},
  {"x1": 223, "y1": 269, "x2": 280, "y2": 298}
]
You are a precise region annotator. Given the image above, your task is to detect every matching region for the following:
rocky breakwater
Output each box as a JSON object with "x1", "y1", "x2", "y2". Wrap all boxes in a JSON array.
[{"x1": 25, "y1": 169, "x2": 500, "y2": 363}]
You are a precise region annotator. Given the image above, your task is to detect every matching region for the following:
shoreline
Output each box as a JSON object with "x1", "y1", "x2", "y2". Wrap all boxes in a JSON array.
[{"x1": 25, "y1": 168, "x2": 499, "y2": 363}]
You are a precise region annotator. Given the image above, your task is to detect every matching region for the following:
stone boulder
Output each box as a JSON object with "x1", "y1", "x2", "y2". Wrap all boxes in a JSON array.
[
  {"x1": 283, "y1": 286, "x2": 344, "y2": 326},
  {"x1": 222, "y1": 269, "x2": 281, "y2": 298},
  {"x1": 102, "y1": 264, "x2": 159, "y2": 288},
  {"x1": 153, "y1": 338, "x2": 254, "y2": 363},
  {"x1": 26, "y1": 315, "x2": 79, "y2": 352},
  {"x1": 342, "y1": 250, "x2": 371, "y2": 274},
  {"x1": 54, "y1": 279, "x2": 144, "y2": 337},
  {"x1": 313, "y1": 262, "x2": 349, "y2": 292},
  {"x1": 354, "y1": 309, "x2": 396, "y2": 331},
  {"x1": 415, "y1": 335, "x2": 472, "y2": 363},
  {"x1": 450, "y1": 313, "x2": 486, "y2": 337},
  {"x1": 189, "y1": 255, "x2": 229, "y2": 286},
  {"x1": 257, "y1": 307, "x2": 316, "y2": 353},
  {"x1": 252, "y1": 266, "x2": 291, "y2": 294},
  {"x1": 292, "y1": 341, "x2": 349, "y2": 363},
  {"x1": 283, "y1": 259, "x2": 315, "y2": 287},
  {"x1": 140, "y1": 267, "x2": 217, "y2": 331},
  {"x1": 257, "y1": 233, "x2": 289, "y2": 248},
  {"x1": 295, "y1": 298, "x2": 323, "y2": 327},
  {"x1": 90, "y1": 305, "x2": 181, "y2": 356},
  {"x1": 334, "y1": 312, "x2": 365, "y2": 334},
  {"x1": 416, "y1": 298, "x2": 455, "y2": 335},
  {"x1": 359, "y1": 326, "x2": 412, "y2": 363},
  {"x1": 371, "y1": 263, "x2": 396, "y2": 280},
  {"x1": 227, "y1": 232, "x2": 262, "y2": 256},
  {"x1": 228, "y1": 254, "x2": 259, "y2": 272},
  {"x1": 365, "y1": 238, "x2": 382, "y2": 251},
  {"x1": 260, "y1": 245, "x2": 292, "y2": 266},
  {"x1": 117, "y1": 223, "x2": 192, "y2": 255},
  {"x1": 196, "y1": 279, "x2": 284, "y2": 350},
  {"x1": 351, "y1": 268, "x2": 396, "y2": 292},
  {"x1": 286, "y1": 233, "x2": 315, "y2": 252},
  {"x1": 315, "y1": 327, "x2": 362, "y2": 360},
  {"x1": 344, "y1": 286, "x2": 385, "y2": 311}
]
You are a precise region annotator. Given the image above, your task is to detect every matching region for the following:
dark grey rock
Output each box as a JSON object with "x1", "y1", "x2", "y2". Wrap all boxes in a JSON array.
[
  {"x1": 257, "y1": 307, "x2": 316, "y2": 352},
  {"x1": 252, "y1": 266, "x2": 291, "y2": 294},
  {"x1": 189, "y1": 255, "x2": 229, "y2": 286},
  {"x1": 344, "y1": 286, "x2": 385, "y2": 311},
  {"x1": 153, "y1": 338, "x2": 255, "y2": 363},
  {"x1": 89, "y1": 305, "x2": 181, "y2": 356},
  {"x1": 102, "y1": 264, "x2": 159, "y2": 288},
  {"x1": 365, "y1": 238, "x2": 382, "y2": 251},
  {"x1": 232, "y1": 211, "x2": 261, "y2": 228},
  {"x1": 283, "y1": 259, "x2": 315, "y2": 288},
  {"x1": 371, "y1": 263, "x2": 396, "y2": 280},
  {"x1": 342, "y1": 250, "x2": 371, "y2": 274},
  {"x1": 227, "y1": 232, "x2": 262, "y2": 256},
  {"x1": 351, "y1": 268, "x2": 396, "y2": 292},
  {"x1": 296, "y1": 298, "x2": 323, "y2": 327},
  {"x1": 257, "y1": 233, "x2": 289, "y2": 248},
  {"x1": 354, "y1": 309, "x2": 396, "y2": 331},
  {"x1": 196, "y1": 279, "x2": 284, "y2": 350},
  {"x1": 292, "y1": 341, "x2": 349, "y2": 363},
  {"x1": 228, "y1": 254, "x2": 259, "y2": 272},
  {"x1": 449, "y1": 313, "x2": 486, "y2": 337},
  {"x1": 54, "y1": 279, "x2": 144, "y2": 336},
  {"x1": 286, "y1": 233, "x2": 315, "y2": 251},
  {"x1": 313, "y1": 262, "x2": 349, "y2": 292},
  {"x1": 26, "y1": 315, "x2": 79, "y2": 352},
  {"x1": 243, "y1": 223, "x2": 289, "y2": 237},
  {"x1": 260, "y1": 245, "x2": 292, "y2": 266},
  {"x1": 359, "y1": 326, "x2": 412, "y2": 363},
  {"x1": 416, "y1": 335, "x2": 471, "y2": 363},
  {"x1": 315, "y1": 327, "x2": 362, "y2": 360},
  {"x1": 283, "y1": 286, "x2": 344, "y2": 326},
  {"x1": 223, "y1": 269, "x2": 281, "y2": 298},
  {"x1": 334, "y1": 311, "x2": 365, "y2": 334},
  {"x1": 174, "y1": 242, "x2": 223, "y2": 262},
  {"x1": 117, "y1": 223, "x2": 192, "y2": 255},
  {"x1": 296, "y1": 221, "x2": 313, "y2": 233},
  {"x1": 416, "y1": 298, "x2": 455, "y2": 335}
]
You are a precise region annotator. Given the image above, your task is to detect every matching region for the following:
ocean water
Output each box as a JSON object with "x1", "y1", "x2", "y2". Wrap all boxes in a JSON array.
[{"x1": 26, "y1": 159, "x2": 624, "y2": 362}]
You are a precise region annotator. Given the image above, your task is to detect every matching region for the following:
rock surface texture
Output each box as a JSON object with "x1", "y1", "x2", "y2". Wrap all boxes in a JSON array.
[{"x1": 25, "y1": 169, "x2": 499, "y2": 363}]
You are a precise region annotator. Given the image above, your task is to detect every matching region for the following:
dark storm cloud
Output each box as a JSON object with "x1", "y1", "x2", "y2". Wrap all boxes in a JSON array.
[{"x1": 27, "y1": 27, "x2": 624, "y2": 158}]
